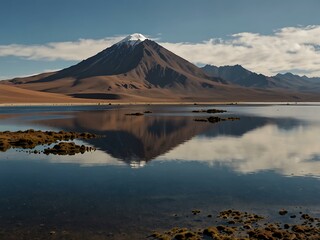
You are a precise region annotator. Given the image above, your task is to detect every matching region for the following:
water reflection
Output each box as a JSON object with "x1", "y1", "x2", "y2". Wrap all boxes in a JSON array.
[
  {"x1": 0, "y1": 105, "x2": 320, "y2": 238},
  {"x1": 1, "y1": 105, "x2": 319, "y2": 178},
  {"x1": 159, "y1": 124, "x2": 320, "y2": 178},
  {"x1": 33, "y1": 108, "x2": 212, "y2": 165}
]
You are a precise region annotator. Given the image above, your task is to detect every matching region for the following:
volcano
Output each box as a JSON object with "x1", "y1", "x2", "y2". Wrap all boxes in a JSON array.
[{"x1": 7, "y1": 34, "x2": 225, "y2": 100}]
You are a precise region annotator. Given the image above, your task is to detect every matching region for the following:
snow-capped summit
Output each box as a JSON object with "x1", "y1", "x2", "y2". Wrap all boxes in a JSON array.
[{"x1": 116, "y1": 33, "x2": 147, "y2": 46}]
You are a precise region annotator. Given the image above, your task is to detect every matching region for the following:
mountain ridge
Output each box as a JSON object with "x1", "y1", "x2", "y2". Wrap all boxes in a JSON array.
[
  {"x1": 202, "y1": 64, "x2": 320, "y2": 92},
  {"x1": 1, "y1": 34, "x2": 320, "y2": 102}
]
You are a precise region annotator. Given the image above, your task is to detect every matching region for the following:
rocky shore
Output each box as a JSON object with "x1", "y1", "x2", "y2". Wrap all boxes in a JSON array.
[{"x1": 150, "y1": 209, "x2": 320, "y2": 240}]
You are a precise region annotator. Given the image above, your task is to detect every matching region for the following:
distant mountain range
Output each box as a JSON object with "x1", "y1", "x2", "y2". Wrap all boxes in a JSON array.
[
  {"x1": 2, "y1": 33, "x2": 319, "y2": 102},
  {"x1": 202, "y1": 64, "x2": 320, "y2": 92}
]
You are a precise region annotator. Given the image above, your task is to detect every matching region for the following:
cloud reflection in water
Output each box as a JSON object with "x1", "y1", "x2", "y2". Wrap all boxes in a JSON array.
[{"x1": 159, "y1": 124, "x2": 320, "y2": 178}]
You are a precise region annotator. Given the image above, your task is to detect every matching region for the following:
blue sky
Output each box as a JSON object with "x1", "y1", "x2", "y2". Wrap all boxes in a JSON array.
[{"x1": 1, "y1": 0, "x2": 320, "y2": 78}]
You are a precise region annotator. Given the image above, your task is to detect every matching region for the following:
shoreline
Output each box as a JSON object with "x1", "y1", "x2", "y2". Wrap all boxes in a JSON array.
[{"x1": 0, "y1": 101, "x2": 320, "y2": 107}]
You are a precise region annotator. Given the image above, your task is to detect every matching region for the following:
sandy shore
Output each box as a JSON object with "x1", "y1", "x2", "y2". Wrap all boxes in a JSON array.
[
  {"x1": 1, "y1": 101, "x2": 320, "y2": 107},
  {"x1": 0, "y1": 101, "x2": 233, "y2": 107}
]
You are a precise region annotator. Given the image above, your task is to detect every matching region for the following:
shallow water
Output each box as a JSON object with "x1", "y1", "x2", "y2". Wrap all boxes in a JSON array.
[{"x1": 0, "y1": 104, "x2": 319, "y2": 239}]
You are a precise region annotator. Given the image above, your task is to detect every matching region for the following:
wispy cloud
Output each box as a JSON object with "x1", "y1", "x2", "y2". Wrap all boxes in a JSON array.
[
  {"x1": 1, "y1": 26, "x2": 320, "y2": 76},
  {"x1": 0, "y1": 37, "x2": 123, "y2": 61}
]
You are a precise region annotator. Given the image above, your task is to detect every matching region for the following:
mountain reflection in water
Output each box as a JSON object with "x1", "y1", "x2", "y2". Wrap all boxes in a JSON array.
[
  {"x1": 28, "y1": 105, "x2": 320, "y2": 178},
  {"x1": 34, "y1": 108, "x2": 212, "y2": 166}
]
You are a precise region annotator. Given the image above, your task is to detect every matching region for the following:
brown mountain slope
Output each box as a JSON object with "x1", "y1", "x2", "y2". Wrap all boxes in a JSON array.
[{"x1": 0, "y1": 85, "x2": 88, "y2": 104}]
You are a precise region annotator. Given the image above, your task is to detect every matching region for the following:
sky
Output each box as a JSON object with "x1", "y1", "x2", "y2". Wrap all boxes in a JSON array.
[{"x1": 1, "y1": 0, "x2": 320, "y2": 79}]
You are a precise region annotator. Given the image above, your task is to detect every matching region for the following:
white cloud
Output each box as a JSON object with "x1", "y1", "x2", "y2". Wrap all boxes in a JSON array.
[
  {"x1": 1, "y1": 26, "x2": 320, "y2": 76},
  {"x1": 0, "y1": 76, "x2": 9, "y2": 80},
  {"x1": 0, "y1": 69, "x2": 62, "y2": 80},
  {"x1": 0, "y1": 37, "x2": 123, "y2": 61},
  {"x1": 161, "y1": 25, "x2": 320, "y2": 77}
]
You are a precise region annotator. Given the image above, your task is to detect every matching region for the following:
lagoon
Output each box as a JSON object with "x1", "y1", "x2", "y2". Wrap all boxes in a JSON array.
[{"x1": 0, "y1": 104, "x2": 319, "y2": 239}]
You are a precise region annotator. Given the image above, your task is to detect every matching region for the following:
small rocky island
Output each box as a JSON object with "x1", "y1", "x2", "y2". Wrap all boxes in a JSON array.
[
  {"x1": 192, "y1": 109, "x2": 227, "y2": 114},
  {"x1": 44, "y1": 142, "x2": 96, "y2": 155},
  {"x1": 0, "y1": 129, "x2": 97, "y2": 155},
  {"x1": 192, "y1": 109, "x2": 240, "y2": 123},
  {"x1": 194, "y1": 116, "x2": 240, "y2": 123}
]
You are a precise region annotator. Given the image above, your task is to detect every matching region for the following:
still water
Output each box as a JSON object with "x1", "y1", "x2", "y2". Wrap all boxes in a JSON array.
[{"x1": 0, "y1": 104, "x2": 319, "y2": 239}]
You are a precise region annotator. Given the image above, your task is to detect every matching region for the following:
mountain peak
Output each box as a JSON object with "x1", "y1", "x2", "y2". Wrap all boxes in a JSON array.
[{"x1": 116, "y1": 33, "x2": 147, "y2": 46}]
